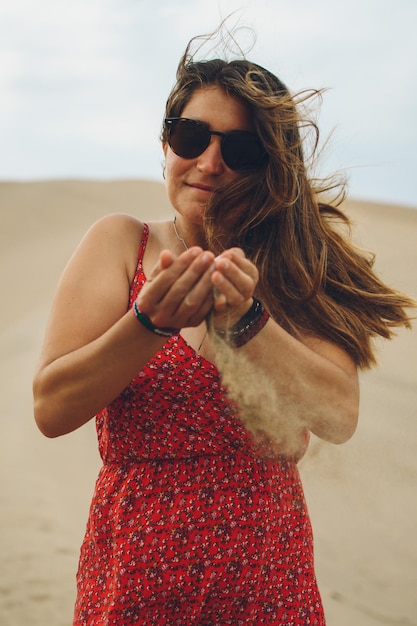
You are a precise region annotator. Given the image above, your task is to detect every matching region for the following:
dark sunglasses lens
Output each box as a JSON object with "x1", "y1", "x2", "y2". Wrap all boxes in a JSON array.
[
  {"x1": 168, "y1": 119, "x2": 209, "y2": 159},
  {"x1": 222, "y1": 133, "x2": 266, "y2": 170}
]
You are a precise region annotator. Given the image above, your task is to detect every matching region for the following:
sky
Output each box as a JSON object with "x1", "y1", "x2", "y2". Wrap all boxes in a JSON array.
[{"x1": 1, "y1": 0, "x2": 416, "y2": 207}]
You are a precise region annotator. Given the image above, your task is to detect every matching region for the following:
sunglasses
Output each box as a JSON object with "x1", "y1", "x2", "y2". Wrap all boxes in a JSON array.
[{"x1": 164, "y1": 117, "x2": 267, "y2": 171}]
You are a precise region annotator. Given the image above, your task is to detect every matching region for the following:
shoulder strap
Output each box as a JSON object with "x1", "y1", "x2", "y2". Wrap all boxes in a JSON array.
[
  {"x1": 129, "y1": 223, "x2": 149, "y2": 307},
  {"x1": 138, "y1": 222, "x2": 149, "y2": 262}
]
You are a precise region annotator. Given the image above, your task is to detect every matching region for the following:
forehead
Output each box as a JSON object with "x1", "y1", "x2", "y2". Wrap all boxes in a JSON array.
[{"x1": 181, "y1": 86, "x2": 254, "y2": 132}]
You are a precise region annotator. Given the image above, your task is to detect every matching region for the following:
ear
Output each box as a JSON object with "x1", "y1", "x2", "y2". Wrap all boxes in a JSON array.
[{"x1": 162, "y1": 141, "x2": 168, "y2": 157}]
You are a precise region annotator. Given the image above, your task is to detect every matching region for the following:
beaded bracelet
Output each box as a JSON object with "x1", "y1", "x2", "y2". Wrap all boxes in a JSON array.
[
  {"x1": 215, "y1": 298, "x2": 270, "y2": 348},
  {"x1": 132, "y1": 301, "x2": 179, "y2": 338}
]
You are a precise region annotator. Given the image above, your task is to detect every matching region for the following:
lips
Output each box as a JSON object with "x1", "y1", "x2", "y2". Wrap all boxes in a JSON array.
[{"x1": 187, "y1": 182, "x2": 214, "y2": 193}]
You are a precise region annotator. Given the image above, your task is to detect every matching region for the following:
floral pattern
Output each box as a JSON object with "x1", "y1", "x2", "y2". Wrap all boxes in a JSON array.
[{"x1": 73, "y1": 224, "x2": 325, "y2": 625}]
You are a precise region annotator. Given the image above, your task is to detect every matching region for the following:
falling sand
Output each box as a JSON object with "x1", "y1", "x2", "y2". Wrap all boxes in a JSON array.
[{"x1": 209, "y1": 326, "x2": 306, "y2": 458}]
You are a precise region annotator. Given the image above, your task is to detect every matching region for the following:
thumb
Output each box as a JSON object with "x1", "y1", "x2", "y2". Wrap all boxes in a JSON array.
[{"x1": 148, "y1": 249, "x2": 175, "y2": 281}]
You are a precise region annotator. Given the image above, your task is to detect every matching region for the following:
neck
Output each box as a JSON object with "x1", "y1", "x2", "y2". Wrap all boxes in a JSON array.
[
  {"x1": 172, "y1": 214, "x2": 206, "y2": 250},
  {"x1": 173, "y1": 216, "x2": 188, "y2": 250}
]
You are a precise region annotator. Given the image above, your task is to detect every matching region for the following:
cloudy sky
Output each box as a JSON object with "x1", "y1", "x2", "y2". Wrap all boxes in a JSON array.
[{"x1": 1, "y1": 0, "x2": 416, "y2": 207}]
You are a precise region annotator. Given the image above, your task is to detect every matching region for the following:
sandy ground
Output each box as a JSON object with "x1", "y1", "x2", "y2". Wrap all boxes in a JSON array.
[{"x1": 0, "y1": 179, "x2": 416, "y2": 626}]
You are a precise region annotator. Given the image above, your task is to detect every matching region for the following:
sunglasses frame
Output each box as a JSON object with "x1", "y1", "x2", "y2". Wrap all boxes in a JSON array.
[{"x1": 164, "y1": 117, "x2": 267, "y2": 171}]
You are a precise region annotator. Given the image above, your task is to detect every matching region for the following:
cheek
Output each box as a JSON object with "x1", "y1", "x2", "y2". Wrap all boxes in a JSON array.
[
  {"x1": 226, "y1": 170, "x2": 242, "y2": 185},
  {"x1": 165, "y1": 149, "x2": 186, "y2": 180},
  {"x1": 163, "y1": 152, "x2": 186, "y2": 207}
]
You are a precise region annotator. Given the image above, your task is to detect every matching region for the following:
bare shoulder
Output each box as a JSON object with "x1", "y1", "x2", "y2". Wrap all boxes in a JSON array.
[
  {"x1": 74, "y1": 213, "x2": 144, "y2": 278},
  {"x1": 38, "y1": 214, "x2": 145, "y2": 368},
  {"x1": 78, "y1": 213, "x2": 143, "y2": 247},
  {"x1": 92, "y1": 212, "x2": 142, "y2": 232},
  {"x1": 87, "y1": 212, "x2": 143, "y2": 249}
]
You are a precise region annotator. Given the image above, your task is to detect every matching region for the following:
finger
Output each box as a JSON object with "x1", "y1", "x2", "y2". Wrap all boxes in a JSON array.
[
  {"x1": 159, "y1": 249, "x2": 177, "y2": 269},
  {"x1": 176, "y1": 265, "x2": 216, "y2": 328},
  {"x1": 141, "y1": 247, "x2": 204, "y2": 305},
  {"x1": 212, "y1": 248, "x2": 258, "y2": 306},
  {"x1": 147, "y1": 249, "x2": 176, "y2": 282},
  {"x1": 184, "y1": 290, "x2": 214, "y2": 327},
  {"x1": 215, "y1": 250, "x2": 258, "y2": 284},
  {"x1": 217, "y1": 247, "x2": 246, "y2": 259},
  {"x1": 212, "y1": 288, "x2": 228, "y2": 311},
  {"x1": 211, "y1": 262, "x2": 256, "y2": 306},
  {"x1": 163, "y1": 252, "x2": 215, "y2": 312},
  {"x1": 181, "y1": 262, "x2": 215, "y2": 307},
  {"x1": 139, "y1": 251, "x2": 215, "y2": 328}
]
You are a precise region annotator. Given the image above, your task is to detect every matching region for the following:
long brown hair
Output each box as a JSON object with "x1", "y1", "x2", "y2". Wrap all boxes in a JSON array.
[{"x1": 162, "y1": 34, "x2": 415, "y2": 368}]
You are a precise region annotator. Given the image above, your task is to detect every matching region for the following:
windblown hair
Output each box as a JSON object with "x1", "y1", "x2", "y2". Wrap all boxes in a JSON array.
[{"x1": 162, "y1": 34, "x2": 415, "y2": 369}]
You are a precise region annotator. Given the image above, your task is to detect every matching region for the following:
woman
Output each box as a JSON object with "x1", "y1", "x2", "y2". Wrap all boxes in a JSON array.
[{"x1": 33, "y1": 32, "x2": 414, "y2": 625}]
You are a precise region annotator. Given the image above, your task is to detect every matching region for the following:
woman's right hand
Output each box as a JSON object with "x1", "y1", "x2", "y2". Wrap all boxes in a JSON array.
[{"x1": 137, "y1": 246, "x2": 216, "y2": 331}]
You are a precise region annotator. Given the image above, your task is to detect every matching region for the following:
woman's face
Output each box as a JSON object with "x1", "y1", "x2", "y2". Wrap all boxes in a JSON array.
[{"x1": 163, "y1": 85, "x2": 255, "y2": 227}]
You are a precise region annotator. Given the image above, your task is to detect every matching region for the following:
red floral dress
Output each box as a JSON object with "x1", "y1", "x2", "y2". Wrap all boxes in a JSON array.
[{"x1": 73, "y1": 224, "x2": 325, "y2": 625}]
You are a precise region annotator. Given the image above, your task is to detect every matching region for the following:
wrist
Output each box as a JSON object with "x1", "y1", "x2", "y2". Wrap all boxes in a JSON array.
[
  {"x1": 132, "y1": 301, "x2": 180, "y2": 338},
  {"x1": 212, "y1": 297, "x2": 253, "y2": 331},
  {"x1": 214, "y1": 298, "x2": 270, "y2": 347}
]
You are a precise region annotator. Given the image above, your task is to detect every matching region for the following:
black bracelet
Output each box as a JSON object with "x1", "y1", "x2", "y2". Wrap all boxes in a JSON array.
[
  {"x1": 132, "y1": 301, "x2": 179, "y2": 338},
  {"x1": 215, "y1": 298, "x2": 270, "y2": 347}
]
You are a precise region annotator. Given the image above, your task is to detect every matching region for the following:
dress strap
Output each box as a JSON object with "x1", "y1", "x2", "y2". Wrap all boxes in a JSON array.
[
  {"x1": 129, "y1": 223, "x2": 149, "y2": 307},
  {"x1": 138, "y1": 222, "x2": 149, "y2": 262}
]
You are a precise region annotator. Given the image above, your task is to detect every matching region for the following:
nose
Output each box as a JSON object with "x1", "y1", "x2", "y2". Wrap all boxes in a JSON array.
[{"x1": 196, "y1": 136, "x2": 225, "y2": 175}]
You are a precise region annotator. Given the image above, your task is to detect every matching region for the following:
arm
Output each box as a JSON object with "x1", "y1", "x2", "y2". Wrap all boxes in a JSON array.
[
  {"x1": 33, "y1": 215, "x2": 215, "y2": 438},
  {"x1": 236, "y1": 321, "x2": 359, "y2": 444},
  {"x1": 210, "y1": 249, "x2": 359, "y2": 445}
]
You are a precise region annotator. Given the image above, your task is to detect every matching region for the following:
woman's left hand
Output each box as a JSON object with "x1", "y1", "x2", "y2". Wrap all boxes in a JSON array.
[{"x1": 210, "y1": 248, "x2": 259, "y2": 327}]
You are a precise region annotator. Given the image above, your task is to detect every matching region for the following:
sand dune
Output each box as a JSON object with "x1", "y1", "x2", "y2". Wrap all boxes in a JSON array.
[{"x1": 1, "y1": 180, "x2": 416, "y2": 626}]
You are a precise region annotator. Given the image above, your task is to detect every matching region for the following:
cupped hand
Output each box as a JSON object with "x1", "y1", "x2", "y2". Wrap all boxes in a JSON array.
[
  {"x1": 210, "y1": 248, "x2": 259, "y2": 328},
  {"x1": 136, "y1": 247, "x2": 216, "y2": 330}
]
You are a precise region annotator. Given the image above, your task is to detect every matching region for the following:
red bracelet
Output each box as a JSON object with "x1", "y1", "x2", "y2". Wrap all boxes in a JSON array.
[{"x1": 215, "y1": 298, "x2": 270, "y2": 347}]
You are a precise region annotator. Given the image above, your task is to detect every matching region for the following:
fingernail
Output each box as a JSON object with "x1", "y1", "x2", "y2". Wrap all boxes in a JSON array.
[
  {"x1": 217, "y1": 258, "x2": 229, "y2": 269},
  {"x1": 189, "y1": 247, "x2": 201, "y2": 257}
]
